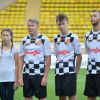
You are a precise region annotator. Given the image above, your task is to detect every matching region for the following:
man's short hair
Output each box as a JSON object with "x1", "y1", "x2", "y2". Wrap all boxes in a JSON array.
[
  {"x1": 28, "y1": 19, "x2": 39, "y2": 25},
  {"x1": 56, "y1": 13, "x2": 68, "y2": 22}
]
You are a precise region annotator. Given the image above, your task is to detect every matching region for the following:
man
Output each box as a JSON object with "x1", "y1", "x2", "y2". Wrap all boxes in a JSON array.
[
  {"x1": 18, "y1": 19, "x2": 51, "y2": 100},
  {"x1": 84, "y1": 10, "x2": 100, "y2": 100},
  {"x1": 54, "y1": 13, "x2": 82, "y2": 100}
]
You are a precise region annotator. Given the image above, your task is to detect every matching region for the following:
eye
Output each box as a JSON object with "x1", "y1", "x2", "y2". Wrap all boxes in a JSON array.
[
  {"x1": 94, "y1": 15, "x2": 97, "y2": 17},
  {"x1": 6, "y1": 35, "x2": 9, "y2": 37},
  {"x1": 2, "y1": 34, "x2": 5, "y2": 36},
  {"x1": 62, "y1": 23, "x2": 65, "y2": 25},
  {"x1": 58, "y1": 24, "x2": 61, "y2": 26}
]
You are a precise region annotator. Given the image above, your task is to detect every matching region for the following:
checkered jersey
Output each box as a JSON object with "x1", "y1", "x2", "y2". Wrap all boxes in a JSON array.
[
  {"x1": 56, "y1": 60, "x2": 75, "y2": 75},
  {"x1": 23, "y1": 61, "x2": 45, "y2": 75},
  {"x1": 85, "y1": 30, "x2": 100, "y2": 74},
  {"x1": 19, "y1": 34, "x2": 51, "y2": 75},
  {"x1": 54, "y1": 32, "x2": 81, "y2": 75}
]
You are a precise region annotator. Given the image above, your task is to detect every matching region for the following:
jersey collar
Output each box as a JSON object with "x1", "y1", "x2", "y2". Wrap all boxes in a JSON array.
[{"x1": 28, "y1": 33, "x2": 40, "y2": 39}]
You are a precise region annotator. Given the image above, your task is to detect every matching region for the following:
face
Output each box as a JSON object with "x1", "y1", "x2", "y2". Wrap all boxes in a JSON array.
[
  {"x1": 90, "y1": 11, "x2": 100, "y2": 26},
  {"x1": 1, "y1": 31, "x2": 12, "y2": 43},
  {"x1": 56, "y1": 19, "x2": 68, "y2": 34},
  {"x1": 27, "y1": 21, "x2": 39, "y2": 36}
]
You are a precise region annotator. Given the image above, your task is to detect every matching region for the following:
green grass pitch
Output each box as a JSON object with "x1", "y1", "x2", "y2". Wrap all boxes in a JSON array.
[{"x1": 14, "y1": 69, "x2": 100, "y2": 100}]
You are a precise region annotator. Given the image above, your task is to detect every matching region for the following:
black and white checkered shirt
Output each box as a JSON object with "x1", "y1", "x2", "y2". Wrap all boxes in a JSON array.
[
  {"x1": 54, "y1": 32, "x2": 81, "y2": 75},
  {"x1": 85, "y1": 30, "x2": 100, "y2": 74},
  {"x1": 19, "y1": 34, "x2": 51, "y2": 75}
]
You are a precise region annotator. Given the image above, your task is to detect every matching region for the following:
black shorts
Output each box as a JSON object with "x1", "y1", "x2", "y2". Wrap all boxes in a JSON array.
[
  {"x1": 0, "y1": 82, "x2": 14, "y2": 100},
  {"x1": 55, "y1": 73, "x2": 77, "y2": 96},
  {"x1": 23, "y1": 74, "x2": 47, "y2": 99},
  {"x1": 84, "y1": 74, "x2": 100, "y2": 97}
]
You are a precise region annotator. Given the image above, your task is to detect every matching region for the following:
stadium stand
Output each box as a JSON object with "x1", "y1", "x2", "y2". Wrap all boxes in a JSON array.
[
  {"x1": 40, "y1": 0, "x2": 100, "y2": 42},
  {"x1": 0, "y1": 0, "x2": 27, "y2": 42},
  {"x1": 0, "y1": 0, "x2": 100, "y2": 42}
]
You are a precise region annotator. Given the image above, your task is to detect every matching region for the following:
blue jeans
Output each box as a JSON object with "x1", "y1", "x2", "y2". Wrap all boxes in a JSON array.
[{"x1": 0, "y1": 82, "x2": 14, "y2": 100}]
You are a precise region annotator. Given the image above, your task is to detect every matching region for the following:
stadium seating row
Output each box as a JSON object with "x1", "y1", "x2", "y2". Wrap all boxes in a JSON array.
[{"x1": 0, "y1": 0, "x2": 100, "y2": 42}]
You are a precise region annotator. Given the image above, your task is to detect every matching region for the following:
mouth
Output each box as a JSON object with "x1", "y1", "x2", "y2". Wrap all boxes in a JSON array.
[
  {"x1": 91, "y1": 19, "x2": 95, "y2": 22},
  {"x1": 28, "y1": 30, "x2": 34, "y2": 33},
  {"x1": 29, "y1": 29, "x2": 32, "y2": 31},
  {"x1": 3, "y1": 39, "x2": 8, "y2": 41},
  {"x1": 60, "y1": 28, "x2": 64, "y2": 31}
]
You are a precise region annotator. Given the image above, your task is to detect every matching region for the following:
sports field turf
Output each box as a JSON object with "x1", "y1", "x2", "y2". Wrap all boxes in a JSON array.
[{"x1": 14, "y1": 69, "x2": 100, "y2": 100}]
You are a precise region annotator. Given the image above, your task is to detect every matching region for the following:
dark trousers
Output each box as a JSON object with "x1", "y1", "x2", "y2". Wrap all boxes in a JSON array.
[{"x1": 0, "y1": 82, "x2": 14, "y2": 100}]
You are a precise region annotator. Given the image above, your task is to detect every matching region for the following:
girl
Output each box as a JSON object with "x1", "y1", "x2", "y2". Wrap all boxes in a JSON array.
[{"x1": 0, "y1": 28, "x2": 18, "y2": 100}]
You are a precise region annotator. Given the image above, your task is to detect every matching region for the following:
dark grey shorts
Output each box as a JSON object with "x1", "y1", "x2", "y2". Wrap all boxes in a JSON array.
[
  {"x1": 55, "y1": 73, "x2": 77, "y2": 96},
  {"x1": 23, "y1": 74, "x2": 47, "y2": 99},
  {"x1": 84, "y1": 74, "x2": 100, "y2": 97}
]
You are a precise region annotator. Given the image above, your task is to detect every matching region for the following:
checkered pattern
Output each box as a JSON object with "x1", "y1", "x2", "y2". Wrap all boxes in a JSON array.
[
  {"x1": 85, "y1": 30, "x2": 100, "y2": 74},
  {"x1": 87, "y1": 61, "x2": 100, "y2": 74},
  {"x1": 55, "y1": 60, "x2": 75, "y2": 75},
  {"x1": 54, "y1": 33, "x2": 74, "y2": 43},
  {"x1": 23, "y1": 61, "x2": 45, "y2": 75},
  {"x1": 22, "y1": 35, "x2": 45, "y2": 46},
  {"x1": 86, "y1": 31, "x2": 100, "y2": 41}
]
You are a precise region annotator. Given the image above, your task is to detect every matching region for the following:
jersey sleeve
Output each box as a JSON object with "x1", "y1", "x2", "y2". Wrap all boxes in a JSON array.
[
  {"x1": 53, "y1": 35, "x2": 57, "y2": 56},
  {"x1": 84, "y1": 33, "x2": 89, "y2": 54},
  {"x1": 19, "y1": 40, "x2": 25, "y2": 56},
  {"x1": 72, "y1": 35, "x2": 81, "y2": 54},
  {"x1": 43, "y1": 37, "x2": 51, "y2": 56},
  {"x1": 53, "y1": 42, "x2": 57, "y2": 56}
]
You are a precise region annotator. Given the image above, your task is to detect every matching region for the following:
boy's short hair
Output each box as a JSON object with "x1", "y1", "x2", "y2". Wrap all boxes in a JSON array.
[
  {"x1": 92, "y1": 10, "x2": 100, "y2": 17},
  {"x1": 92, "y1": 10, "x2": 100, "y2": 14},
  {"x1": 56, "y1": 13, "x2": 68, "y2": 22}
]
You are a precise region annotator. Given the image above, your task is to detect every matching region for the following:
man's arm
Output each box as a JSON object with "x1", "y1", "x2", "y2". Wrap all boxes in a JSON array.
[
  {"x1": 41, "y1": 55, "x2": 51, "y2": 86},
  {"x1": 41, "y1": 36, "x2": 51, "y2": 86},
  {"x1": 75, "y1": 54, "x2": 82, "y2": 74}
]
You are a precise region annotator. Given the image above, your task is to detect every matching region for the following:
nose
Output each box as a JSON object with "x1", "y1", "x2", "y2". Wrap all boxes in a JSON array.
[
  {"x1": 60, "y1": 24, "x2": 64, "y2": 28},
  {"x1": 3, "y1": 36, "x2": 7, "y2": 40}
]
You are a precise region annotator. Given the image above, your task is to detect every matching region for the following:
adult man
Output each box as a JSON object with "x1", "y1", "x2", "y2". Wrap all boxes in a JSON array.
[
  {"x1": 54, "y1": 13, "x2": 82, "y2": 100},
  {"x1": 84, "y1": 10, "x2": 100, "y2": 100},
  {"x1": 18, "y1": 19, "x2": 51, "y2": 100}
]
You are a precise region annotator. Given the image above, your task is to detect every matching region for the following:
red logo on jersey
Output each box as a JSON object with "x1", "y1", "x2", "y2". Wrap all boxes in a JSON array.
[
  {"x1": 57, "y1": 50, "x2": 70, "y2": 55},
  {"x1": 25, "y1": 50, "x2": 40, "y2": 55},
  {"x1": 89, "y1": 48, "x2": 100, "y2": 53}
]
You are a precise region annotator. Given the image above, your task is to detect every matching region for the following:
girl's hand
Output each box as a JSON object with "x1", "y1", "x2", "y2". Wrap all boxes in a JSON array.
[{"x1": 13, "y1": 82, "x2": 19, "y2": 90}]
